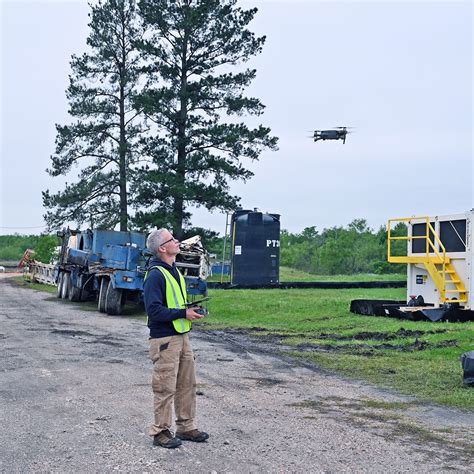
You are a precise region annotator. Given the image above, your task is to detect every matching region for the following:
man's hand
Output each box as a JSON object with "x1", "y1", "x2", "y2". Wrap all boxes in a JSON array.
[{"x1": 185, "y1": 307, "x2": 205, "y2": 321}]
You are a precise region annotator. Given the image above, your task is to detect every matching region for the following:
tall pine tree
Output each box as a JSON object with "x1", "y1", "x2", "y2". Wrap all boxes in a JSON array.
[
  {"x1": 134, "y1": 0, "x2": 278, "y2": 238},
  {"x1": 43, "y1": 0, "x2": 144, "y2": 231}
]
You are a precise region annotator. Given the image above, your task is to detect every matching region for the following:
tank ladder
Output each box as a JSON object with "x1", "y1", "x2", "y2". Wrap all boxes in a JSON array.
[
  {"x1": 219, "y1": 213, "x2": 232, "y2": 283},
  {"x1": 388, "y1": 216, "x2": 467, "y2": 304}
]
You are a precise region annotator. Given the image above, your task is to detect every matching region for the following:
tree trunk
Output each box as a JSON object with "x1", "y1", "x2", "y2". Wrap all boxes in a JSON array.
[
  {"x1": 173, "y1": 23, "x2": 189, "y2": 240},
  {"x1": 118, "y1": 22, "x2": 128, "y2": 232}
]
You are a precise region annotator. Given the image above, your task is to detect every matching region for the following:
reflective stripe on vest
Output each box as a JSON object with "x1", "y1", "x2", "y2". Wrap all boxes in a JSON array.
[{"x1": 145, "y1": 265, "x2": 191, "y2": 334}]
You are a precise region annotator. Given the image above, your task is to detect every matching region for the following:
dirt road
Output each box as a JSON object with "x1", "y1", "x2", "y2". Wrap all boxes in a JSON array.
[{"x1": 1, "y1": 277, "x2": 473, "y2": 473}]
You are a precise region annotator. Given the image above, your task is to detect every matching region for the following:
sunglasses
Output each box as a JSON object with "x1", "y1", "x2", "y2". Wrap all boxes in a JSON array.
[{"x1": 161, "y1": 236, "x2": 179, "y2": 246}]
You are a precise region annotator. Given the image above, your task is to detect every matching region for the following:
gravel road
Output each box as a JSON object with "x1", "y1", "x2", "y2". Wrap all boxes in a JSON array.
[{"x1": 1, "y1": 277, "x2": 473, "y2": 473}]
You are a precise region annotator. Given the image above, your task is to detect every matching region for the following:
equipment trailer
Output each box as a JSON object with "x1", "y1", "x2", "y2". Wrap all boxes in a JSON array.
[
  {"x1": 55, "y1": 229, "x2": 209, "y2": 315},
  {"x1": 56, "y1": 229, "x2": 146, "y2": 315},
  {"x1": 351, "y1": 211, "x2": 474, "y2": 322}
]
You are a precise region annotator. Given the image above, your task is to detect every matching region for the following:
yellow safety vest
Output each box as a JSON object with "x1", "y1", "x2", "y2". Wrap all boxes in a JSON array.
[{"x1": 145, "y1": 265, "x2": 191, "y2": 334}]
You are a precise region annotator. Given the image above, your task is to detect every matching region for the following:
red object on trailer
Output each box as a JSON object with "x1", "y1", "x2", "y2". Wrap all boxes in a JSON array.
[{"x1": 18, "y1": 249, "x2": 35, "y2": 268}]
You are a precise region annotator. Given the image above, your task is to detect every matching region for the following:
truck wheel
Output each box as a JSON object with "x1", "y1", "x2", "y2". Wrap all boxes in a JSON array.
[
  {"x1": 98, "y1": 277, "x2": 108, "y2": 313},
  {"x1": 105, "y1": 281, "x2": 123, "y2": 315},
  {"x1": 80, "y1": 288, "x2": 91, "y2": 302},
  {"x1": 61, "y1": 273, "x2": 70, "y2": 299},
  {"x1": 68, "y1": 280, "x2": 82, "y2": 302},
  {"x1": 56, "y1": 272, "x2": 64, "y2": 298}
]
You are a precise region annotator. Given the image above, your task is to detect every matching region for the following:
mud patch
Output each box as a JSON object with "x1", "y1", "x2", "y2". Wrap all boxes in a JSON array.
[
  {"x1": 51, "y1": 329, "x2": 96, "y2": 337},
  {"x1": 51, "y1": 329, "x2": 127, "y2": 347},
  {"x1": 220, "y1": 327, "x2": 450, "y2": 350},
  {"x1": 294, "y1": 339, "x2": 459, "y2": 353},
  {"x1": 315, "y1": 327, "x2": 448, "y2": 341},
  {"x1": 83, "y1": 336, "x2": 126, "y2": 347},
  {"x1": 242, "y1": 376, "x2": 284, "y2": 387}
]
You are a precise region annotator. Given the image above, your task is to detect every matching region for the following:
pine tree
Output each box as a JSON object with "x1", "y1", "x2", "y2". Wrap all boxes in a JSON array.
[
  {"x1": 134, "y1": 0, "x2": 278, "y2": 238},
  {"x1": 43, "y1": 0, "x2": 144, "y2": 231}
]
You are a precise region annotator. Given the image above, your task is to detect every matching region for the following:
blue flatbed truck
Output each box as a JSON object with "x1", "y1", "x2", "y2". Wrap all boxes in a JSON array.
[{"x1": 55, "y1": 229, "x2": 208, "y2": 315}]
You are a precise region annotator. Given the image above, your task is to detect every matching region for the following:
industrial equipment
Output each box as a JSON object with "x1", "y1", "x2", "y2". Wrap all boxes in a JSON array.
[
  {"x1": 229, "y1": 209, "x2": 280, "y2": 286},
  {"x1": 55, "y1": 229, "x2": 147, "y2": 315},
  {"x1": 351, "y1": 211, "x2": 474, "y2": 322},
  {"x1": 55, "y1": 229, "x2": 209, "y2": 315}
]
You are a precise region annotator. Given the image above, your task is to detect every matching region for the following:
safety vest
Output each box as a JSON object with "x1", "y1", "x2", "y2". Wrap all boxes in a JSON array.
[{"x1": 145, "y1": 265, "x2": 191, "y2": 334}]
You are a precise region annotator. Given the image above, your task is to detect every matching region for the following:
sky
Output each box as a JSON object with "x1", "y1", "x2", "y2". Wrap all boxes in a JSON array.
[{"x1": 1, "y1": 0, "x2": 472, "y2": 236}]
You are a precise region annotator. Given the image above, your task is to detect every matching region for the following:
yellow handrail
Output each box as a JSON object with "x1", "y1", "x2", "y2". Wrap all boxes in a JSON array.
[
  {"x1": 387, "y1": 216, "x2": 431, "y2": 261},
  {"x1": 387, "y1": 216, "x2": 447, "y2": 300}
]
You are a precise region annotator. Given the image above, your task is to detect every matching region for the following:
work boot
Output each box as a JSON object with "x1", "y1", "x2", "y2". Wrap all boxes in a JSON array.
[
  {"x1": 153, "y1": 429, "x2": 182, "y2": 449},
  {"x1": 176, "y1": 429, "x2": 209, "y2": 442}
]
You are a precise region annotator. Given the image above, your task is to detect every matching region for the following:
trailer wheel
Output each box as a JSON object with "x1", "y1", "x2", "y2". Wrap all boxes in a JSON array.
[
  {"x1": 105, "y1": 280, "x2": 123, "y2": 315},
  {"x1": 68, "y1": 279, "x2": 82, "y2": 302},
  {"x1": 80, "y1": 288, "x2": 91, "y2": 302},
  {"x1": 98, "y1": 277, "x2": 108, "y2": 313},
  {"x1": 61, "y1": 272, "x2": 70, "y2": 299},
  {"x1": 56, "y1": 272, "x2": 64, "y2": 298}
]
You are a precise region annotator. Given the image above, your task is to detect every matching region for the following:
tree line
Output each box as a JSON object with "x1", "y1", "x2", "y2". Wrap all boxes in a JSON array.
[
  {"x1": 43, "y1": 0, "x2": 277, "y2": 239},
  {"x1": 280, "y1": 219, "x2": 407, "y2": 275},
  {"x1": 0, "y1": 235, "x2": 59, "y2": 263},
  {"x1": 1, "y1": 219, "x2": 407, "y2": 275}
]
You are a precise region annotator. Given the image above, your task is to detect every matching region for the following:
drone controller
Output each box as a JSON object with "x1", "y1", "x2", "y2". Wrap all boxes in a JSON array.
[{"x1": 185, "y1": 298, "x2": 209, "y2": 317}]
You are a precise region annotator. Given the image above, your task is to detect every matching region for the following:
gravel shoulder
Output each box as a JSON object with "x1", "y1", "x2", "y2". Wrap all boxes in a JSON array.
[{"x1": 0, "y1": 277, "x2": 473, "y2": 473}]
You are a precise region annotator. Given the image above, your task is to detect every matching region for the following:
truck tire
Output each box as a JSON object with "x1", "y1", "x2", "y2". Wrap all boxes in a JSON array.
[
  {"x1": 98, "y1": 277, "x2": 108, "y2": 313},
  {"x1": 61, "y1": 272, "x2": 70, "y2": 299},
  {"x1": 68, "y1": 278, "x2": 82, "y2": 302},
  {"x1": 56, "y1": 272, "x2": 64, "y2": 298},
  {"x1": 80, "y1": 288, "x2": 91, "y2": 302},
  {"x1": 105, "y1": 280, "x2": 123, "y2": 315}
]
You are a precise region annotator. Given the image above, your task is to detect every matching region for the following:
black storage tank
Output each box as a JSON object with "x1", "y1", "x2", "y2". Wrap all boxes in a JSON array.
[{"x1": 231, "y1": 210, "x2": 280, "y2": 285}]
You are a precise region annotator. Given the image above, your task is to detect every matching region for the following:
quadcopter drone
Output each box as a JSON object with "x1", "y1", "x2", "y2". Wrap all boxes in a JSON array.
[{"x1": 313, "y1": 126, "x2": 353, "y2": 144}]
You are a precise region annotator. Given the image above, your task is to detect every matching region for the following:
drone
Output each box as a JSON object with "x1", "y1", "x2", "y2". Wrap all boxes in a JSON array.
[{"x1": 313, "y1": 126, "x2": 352, "y2": 144}]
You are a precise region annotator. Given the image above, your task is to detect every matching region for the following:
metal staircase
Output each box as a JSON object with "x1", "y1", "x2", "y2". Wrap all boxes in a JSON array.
[{"x1": 388, "y1": 217, "x2": 467, "y2": 304}]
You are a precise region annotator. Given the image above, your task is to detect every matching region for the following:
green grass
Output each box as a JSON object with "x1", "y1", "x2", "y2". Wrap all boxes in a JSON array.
[
  {"x1": 202, "y1": 287, "x2": 474, "y2": 410},
  {"x1": 279, "y1": 266, "x2": 406, "y2": 282},
  {"x1": 12, "y1": 276, "x2": 57, "y2": 294},
  {"x1": 209, "y1": 266, "x2": 406, "y2": 282},
  {"x1": 11, "y1": 276, "x2": 473, "y2": 409}
]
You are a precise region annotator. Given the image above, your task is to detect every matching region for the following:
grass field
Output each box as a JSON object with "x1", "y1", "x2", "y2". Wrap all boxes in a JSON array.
[
  {"x1": 208, "y1": 266, "x2": 407, "y2": 283},
  {"x1": 13, "y1": 277, "x2": 58, "y2": 294},
  {"x1": 203, "y1": 287, "x2": 474, "y2": 410},
  {"x1": 12, "y1": 276, "x2": 473, "y2": 409},
  {"x1": 279, "y1": 266, "x2": 406, "y2": 282}
]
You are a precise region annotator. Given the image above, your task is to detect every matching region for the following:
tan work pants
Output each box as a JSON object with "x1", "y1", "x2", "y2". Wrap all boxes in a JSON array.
[{"x1": 149, "y1": 334, "x2": 196, "y2": 436}]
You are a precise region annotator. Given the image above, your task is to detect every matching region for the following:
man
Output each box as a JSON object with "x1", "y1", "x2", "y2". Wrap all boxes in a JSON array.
[{"x1": 144, "y1": 228, "x2": 209, "y2": 449}]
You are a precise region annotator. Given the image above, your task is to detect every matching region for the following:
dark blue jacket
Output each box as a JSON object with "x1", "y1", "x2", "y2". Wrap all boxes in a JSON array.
[{"x1": 143, "y1": 257, "x2": 187, "y2": 338}]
